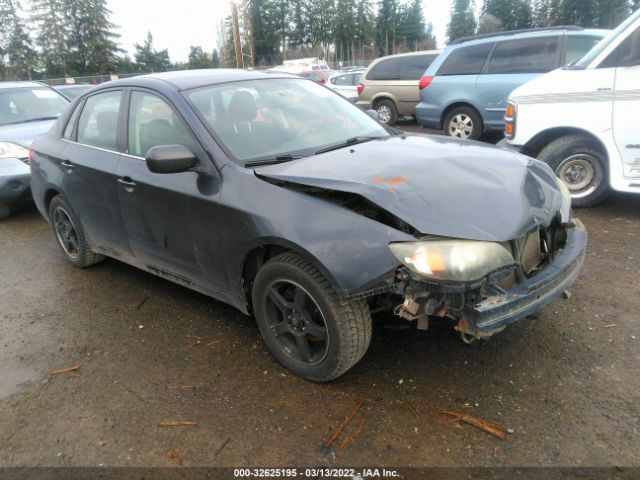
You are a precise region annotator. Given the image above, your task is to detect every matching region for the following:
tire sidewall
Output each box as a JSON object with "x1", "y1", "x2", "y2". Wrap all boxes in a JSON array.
[
  {"x1": 48, "y1": 195, "x2": 89, "y2": 267},
  {"x1": 375, "y1": 99, "x2": 398, "y2": 126},
  {"x1": 541, "y1": 139, "x2": 608, "y2": 208},
  {"x1": 252, "y1": 260, "x2": 344, "y2": 381},
  {"x1": 444, "y1": 107, "x2": 482, "y2": 140}
]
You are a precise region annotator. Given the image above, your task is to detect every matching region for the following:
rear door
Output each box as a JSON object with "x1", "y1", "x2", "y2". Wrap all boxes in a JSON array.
[
  {"x1": 59, "y1": 89, "x2": 130, "y2": 254},
  {"x1": 476, "y1": 35, "x2": 561, "y2": 128},
  {"x1": 612, "y1": 26, "x2": 640, "y2": 178}
]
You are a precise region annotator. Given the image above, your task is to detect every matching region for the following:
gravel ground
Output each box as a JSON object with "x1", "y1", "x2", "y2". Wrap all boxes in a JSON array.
[{"x1": 1, "y1": 123, "x2": 639, "y2": 474}]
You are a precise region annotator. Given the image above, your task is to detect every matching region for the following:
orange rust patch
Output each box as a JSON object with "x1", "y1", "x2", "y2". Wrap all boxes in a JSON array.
[{"x1": 372, "y1": 176, "x2": 407, "y2": 188}]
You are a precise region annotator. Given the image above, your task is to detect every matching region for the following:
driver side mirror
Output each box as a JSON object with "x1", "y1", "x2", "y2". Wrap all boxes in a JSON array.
[
  {"x1": 145, "y1": 145, "x2": 198, "y2": 174},
  {"x1": 366, "y1": 109, "x2": 379, "y2": 121}
]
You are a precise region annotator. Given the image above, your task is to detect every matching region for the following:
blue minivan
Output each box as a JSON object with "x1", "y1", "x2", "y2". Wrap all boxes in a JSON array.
[{"x1": 415, "y1": 27, "x2": 608, "y2": 140}]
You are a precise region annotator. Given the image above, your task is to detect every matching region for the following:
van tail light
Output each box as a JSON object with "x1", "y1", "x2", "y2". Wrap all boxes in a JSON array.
[
  {"x1": 357, "y1": 82, "x2": 364, "y2": 96},
  {"x1": 419, "y1": 76, "x2": 434, "y2": 90}
]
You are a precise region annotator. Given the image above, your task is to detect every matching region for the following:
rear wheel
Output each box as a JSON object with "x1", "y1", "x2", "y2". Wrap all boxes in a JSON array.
[
  {"x1": 252, "y1": 253, "x2": 372, "y2": 381},
  {"x1": 374, "y1": 99, "x2": 398, "y2": 126},
  {"x1": 444, "y1": 106, "x2": 483, "y2": 140},
  {"x1": 0, "y1": 203, "x2": 9, "y2": 219},
  {"x1": 538, "y1": 134, "x2": 609, "y2": 208},
  {"x1": 48, "y1": 195, "x2": 105, "y2": 268}
]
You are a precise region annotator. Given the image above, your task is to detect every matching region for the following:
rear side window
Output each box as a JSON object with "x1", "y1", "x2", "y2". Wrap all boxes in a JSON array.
[
  {"x1": 563, "y1": 36, "x2": 602, "y2": 65},
  {"x1": 488, "y1": 36, "x2": 560, "y2": 74},
  {"x1": 77, "y1": 91, "x2": 122, "y2": 151},
  {"x1": 437, "y1": 43, "x2": 494, "y2": 76},
  {"x1": 399, "y1": 54, "x2": 437, "y2": 80},
  {"x1": 367, "y1": 58, "x2": 402, "y2": 80},
  {"x1": 332, "y1": 74, "x2": 351, "y2": 86}
]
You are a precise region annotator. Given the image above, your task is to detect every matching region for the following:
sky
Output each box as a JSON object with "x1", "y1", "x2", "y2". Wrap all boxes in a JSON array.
[{"x1": 107, "y1": 0, "x2": 459, "y2": 63}]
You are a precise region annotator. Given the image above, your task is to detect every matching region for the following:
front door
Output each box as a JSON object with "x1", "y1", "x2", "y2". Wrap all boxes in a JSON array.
[{"x1": 116, "y1": 90, "x2": 225, "y2": 292}]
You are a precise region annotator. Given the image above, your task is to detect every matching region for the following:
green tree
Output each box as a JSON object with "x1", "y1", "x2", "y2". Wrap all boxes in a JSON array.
[
  {"x1": 447, "y1": 0, "x2": 477, "y2": 42},
  {"x1": 6, "y1": 16, "x2": 37, "y2": 79},
  {"x1": 187, "y1": 46, "x2": 212, "y2": 69},
  {"x1": 30, "y1": 0, "x2": 69, "y2": 76},
  {"x1": 376, "y1": 0, "x2": 398, "y2": 56},
  {"x1": 212, "y1": 49, "x2": 220, "y2": 68},
  {"x1": 134, "y1": 32, "x2": 171, "y2": 72},
  {"x1": 481, "y1": 0, "x2": 533, "y2": 31}
]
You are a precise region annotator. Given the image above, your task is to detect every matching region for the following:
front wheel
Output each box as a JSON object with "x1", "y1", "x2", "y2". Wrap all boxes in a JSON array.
[
  {"x1": 252, "y1": 253, "x2": 372, "y2": 381},
  {"x1": 537, "y1": 134, "x2": 609, "y2": 208},
  {"x1": 443, "y1": 106, "x2": 483, "y2": 140}
]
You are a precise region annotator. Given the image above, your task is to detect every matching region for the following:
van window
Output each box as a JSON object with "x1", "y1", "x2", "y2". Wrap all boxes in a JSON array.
[
  {"x1": 367, "y1": 58, "x2": 402, "y2": 80},
  {"x1": 399, "y1": 54, "x2": 437, "y2": 80},
  {"x1": 437, "y1": 43, "x2": 494, "y2": 76},
  {"x1": 488, "y1": 36, "x2": 560, "y2": 74},
  {"x1": 563, "y1": 36, "x2": 603, "y2": 65},
  {"x1": 599, "y1": 27, "x2": 640, "y2": 68}
]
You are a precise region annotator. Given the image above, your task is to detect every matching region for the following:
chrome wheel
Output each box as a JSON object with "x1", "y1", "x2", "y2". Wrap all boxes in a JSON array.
[
  {"x1": 556, "y1": 154, "x2": 603, "y2": 199},
  {"x1": 53, "y1": 207, "x2": 80, "y2": 259},
  {"x1": 264, "y1": 279, "x2": 329, "y2": 365},
  {"x1": 448, "y1": 114, "x2": 473, "y2": 138},
  {"x1": 376, "y1": 104, "x2": 392, "y2": 124}
]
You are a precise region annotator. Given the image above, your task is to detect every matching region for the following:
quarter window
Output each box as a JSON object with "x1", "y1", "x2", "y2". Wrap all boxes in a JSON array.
[
  {"x1": 128, "y1": 91, "x2": 199, "y2": 158},
  {"x1": 399, "y1": 54, "x2": 438, "y2": 80},
  {"x1": 437, "y1": 43, "x2": 494, "y2": 76},
  {"x1": 366, "y1": 58, "x2": 402, "y2": 80},
  {"x1": 77, "y1": 91, "x2": 122, "y2": 151},
  {"x1": 488, "y1": 37, "x2": 560, "y2": 74},
  {"x1": 63, "y1": 102, "x2": 82, "y2": 140}
]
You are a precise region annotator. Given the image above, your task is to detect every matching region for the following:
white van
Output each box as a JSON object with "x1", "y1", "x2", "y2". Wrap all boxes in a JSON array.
[{"x1": 501, "y1": 9, "x2": 640, "y2": 207}]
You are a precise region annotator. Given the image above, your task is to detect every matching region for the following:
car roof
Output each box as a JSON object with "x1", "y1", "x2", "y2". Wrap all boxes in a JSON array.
[
  {"x1": 96, "y1": 69, "x2": 295, "y2": 92},
  {"x1": 0, "y1": 81, "x2": 50, "y2": 90},
  {"x1": 448, "y1": 27, "x2": 608, "y2": 48}
]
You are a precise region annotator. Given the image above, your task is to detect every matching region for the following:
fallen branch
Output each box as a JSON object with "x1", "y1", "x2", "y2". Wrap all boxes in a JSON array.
[
  {"x1": 135, "y1": 296, "x2": 149, "y2": 310},
  {"x1": 158, "y1": 421, "x2": 198, "y2": 427},
  {"x1": 187, "y1": 335, "x2": 206, "y2": 346},
  {"x1": 434, "y1": 410, "x2": 507, "y2": 440},
  {"x1": 396, "y1": 399, "x2": 420, "y2": 417},
  {"x1": 215, "y1": 437, "x2": 231, "y2": 457},
  {"x1": 165, "y1": 449, "x2": 182, "y2": 465},
  {"x1": 49, "y1": 364, "x2": 80, "y2": 376},
  {"x1": 325, "y1": 401, "x2": 363, "y2": 448},
  {"x1": 341, "y1": 416, "x2": 366, "y2": 451},
  {"x1": 205, "y1": 339, "x2": 224, "y2": 348}
]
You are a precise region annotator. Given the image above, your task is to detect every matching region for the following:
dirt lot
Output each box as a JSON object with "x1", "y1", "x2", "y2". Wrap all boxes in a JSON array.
[{"x1": 1, "y1": 125, "x2": 639, "y2": 475}]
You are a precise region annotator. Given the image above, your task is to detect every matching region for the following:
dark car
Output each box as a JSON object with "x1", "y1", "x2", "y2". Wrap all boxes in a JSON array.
[
  {"x1": 1, "y1": 81, "x2": 70, "y2": 219},
  {"x1": 30, "y1": 70, "x2": 586, "y2": 381}
]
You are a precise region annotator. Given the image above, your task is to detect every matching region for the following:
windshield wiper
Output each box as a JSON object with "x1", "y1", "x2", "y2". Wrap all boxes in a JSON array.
[
  {"x1": 314, "y1": 136, "x2": 383, "y2": 155},
  {"x1": 3, "y1": 116, "x2": 59, "y2": 126},
  {"x1": 244, "y1": 154, "x2": 306, "y2": 168}
]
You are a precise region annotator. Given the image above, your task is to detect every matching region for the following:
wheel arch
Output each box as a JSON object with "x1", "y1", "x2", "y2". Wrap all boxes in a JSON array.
[
  {"x1": 43, "y1": 188, "x2": 62, "y2": 220},
  {"x1": 524, "y1": 127, "x2": 609, "y2": 160}
]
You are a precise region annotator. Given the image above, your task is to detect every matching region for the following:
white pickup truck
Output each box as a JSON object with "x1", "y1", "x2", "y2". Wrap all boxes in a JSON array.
[{"x1": 501, "y1": 9, "x2": 640, "y2": 207}]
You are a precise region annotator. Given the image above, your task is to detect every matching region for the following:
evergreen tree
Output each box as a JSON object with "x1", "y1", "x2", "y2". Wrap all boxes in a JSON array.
[
  {"x1": 447, "y1": 0, "x2": 477, "y2": 42},
  {"x1": 134, "y1": 32, "x2": 171, "y2": 72},
  {"x1": 376, "y1": 0, "x2": 398, "y2": 56},
  {"x1": 481, "y1": 0, "x2": 532, "y2": 31},
  {"x1": 187, "y1": 46, "x2": 212, "y2": 69},
  {"x1": 212, "y1": 49, "x2": 220, "y2": 68},
  {"x1": 30, "y1": 0, "x2": 69, "y2": 76},
  {"x1": 6, "y1": 16, "x2": 37, "y2": 79}
]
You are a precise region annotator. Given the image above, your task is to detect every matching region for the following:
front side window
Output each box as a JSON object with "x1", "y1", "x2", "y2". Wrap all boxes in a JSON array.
[
  {"x1": 488, "y1": 36, "x2": 560, "y2": 74},
  {"x1": 128, "y1": 91, "x2": 199, "y2": 158},
  {"x1": 77, "y1": 91, "x2": 122, "y2": 151},
  {"x1": 437, "y1": 43, "x2": 494, "y2": 76},
  {"x1": 186, "y1": 78, "x2": 388, "y2": 164},
  {"x1": 0, "y1": 87, "x2": 69, "y2": 126},
  {"x1": 563, "y1": 36, "x2": 603, "y2": 65},
  {"x1": 599, "y1": 27, "x2": 640, "y2": 68}
]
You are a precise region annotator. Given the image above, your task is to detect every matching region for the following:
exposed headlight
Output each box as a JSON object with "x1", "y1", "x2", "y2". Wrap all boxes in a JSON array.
[
  {"x1": 557, "y1": 177, "x2": 572, "y2": 222},
  {"x1": 0, "y1": 142, "x2": 29, "y2": 159},
  {"x1": 389, "y1": 240, "x2": 515, "y2": 283}
]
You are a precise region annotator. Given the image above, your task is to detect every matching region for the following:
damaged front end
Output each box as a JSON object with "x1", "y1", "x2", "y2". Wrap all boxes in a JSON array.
[{"x1": 383, "y1": 219, "x2": 587, "y2": 341}]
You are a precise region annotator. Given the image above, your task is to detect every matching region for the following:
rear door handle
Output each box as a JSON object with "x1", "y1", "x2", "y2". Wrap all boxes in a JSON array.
[{"x1": 61, "y1": 160, "x2": 75, "y2": 170}]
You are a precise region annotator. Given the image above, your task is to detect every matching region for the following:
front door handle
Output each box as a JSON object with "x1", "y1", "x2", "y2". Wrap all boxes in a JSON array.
[
  {"x1": 118, "y1": 177, "x2": 137, "y2": 192},
  {"x1": 61, "y1": 160, "x2": 75, "y2": 170}
]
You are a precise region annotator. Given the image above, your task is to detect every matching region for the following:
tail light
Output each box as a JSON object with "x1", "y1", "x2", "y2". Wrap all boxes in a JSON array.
[
  {"x1": 357, "y1": 82, "x2": 364, "y2": 96},
  {"x1": 419, "y1": 76, "x2": 434, "y2": 90}
]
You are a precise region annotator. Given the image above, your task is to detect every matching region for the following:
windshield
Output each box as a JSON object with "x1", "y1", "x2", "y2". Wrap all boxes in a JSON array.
[
  {"x1": 572, "y1": 10, "x2": 640, "y2": 69},
  {"x1": 0, "y1": 87, "x2": 69, "y2": 126},
  {"x1": 186, "y1": 77, "x2": 388, "y2": 164}
]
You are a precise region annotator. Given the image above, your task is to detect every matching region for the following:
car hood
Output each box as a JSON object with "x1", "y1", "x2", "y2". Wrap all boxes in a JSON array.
[
  {"x1": 0, "y1": 119, "x2": 56, "y2": 147},
  {"x1": 256, "y1": 135, "x2": 568, "y2": 242}
]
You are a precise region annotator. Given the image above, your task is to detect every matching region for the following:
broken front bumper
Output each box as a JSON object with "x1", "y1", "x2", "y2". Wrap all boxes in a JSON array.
[{"x1": 463, "y1": 219, "x2": 587, "y2": 337}]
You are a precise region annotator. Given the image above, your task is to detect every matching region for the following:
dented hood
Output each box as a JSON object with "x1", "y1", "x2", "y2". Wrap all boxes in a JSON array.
[{"x1": 256, "y1": 135, "x2": 568, "y2": 242}]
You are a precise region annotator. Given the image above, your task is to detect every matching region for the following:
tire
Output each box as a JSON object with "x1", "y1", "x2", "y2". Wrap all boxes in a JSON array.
[
  {"x1": 374, "y1": 99, "x2": 398, "y2": 126},
  {"x1": 252, "y1": 252, "x2": 372, "y2": 382},
  {"x1": 443, "y1": 106, "x2": 483, "y2": 140},
  {"x1": 537, "y1": 134, "x2": 609, "y2": 208},
  {"x1": 48, "y1": 195, "x2": 105, "y2": 268},
  {"x1": 0, "y1": 203, "x2": 10, "y2": 220}
]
